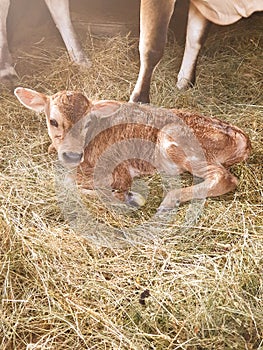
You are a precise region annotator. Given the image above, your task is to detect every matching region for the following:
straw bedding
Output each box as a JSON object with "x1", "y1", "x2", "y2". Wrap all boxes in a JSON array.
[{"x1": 0, "y1": 13, "x2": 262, "y2": 350}]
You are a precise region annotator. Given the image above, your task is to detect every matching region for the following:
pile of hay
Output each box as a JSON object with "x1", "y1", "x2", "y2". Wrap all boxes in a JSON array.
[{"x1": 1, "y1": 13, "x2": 262, "y2": 349}]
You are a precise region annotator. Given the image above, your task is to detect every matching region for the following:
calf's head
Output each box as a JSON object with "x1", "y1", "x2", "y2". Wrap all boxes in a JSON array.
[{"x1": 14, "y1": 87, "x2": 91, "y2": 167}]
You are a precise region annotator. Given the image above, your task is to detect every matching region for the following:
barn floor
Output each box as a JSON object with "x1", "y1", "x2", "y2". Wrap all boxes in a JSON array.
[{"x1": 0, "y1": 7, "x2": 262, "y2": 350}]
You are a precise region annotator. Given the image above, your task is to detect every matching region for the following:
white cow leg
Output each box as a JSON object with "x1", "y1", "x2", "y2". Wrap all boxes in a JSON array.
[
  {"x1": 130, "y1": 0, "x2": 176, "y2": 103},
  {"x1": 0, "y1": 0, "x2": 18, "y2": 85},
  {"x1": 45, "y1": 0, "x2": 91, "y2": 67},
  {"x1": 176, "y1": 3, "x2": 209, "y2": 90}
]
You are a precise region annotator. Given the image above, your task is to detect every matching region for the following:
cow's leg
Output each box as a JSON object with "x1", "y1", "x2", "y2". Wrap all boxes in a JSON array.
[
  {"x1": 44, "y1": 0, "x2": 91, "y2": 67},
  {"x1": 0, "y1": 0, "x2": 18, "y2": 85},
  {"x1": 176, "y1": 2, "x2": 209, "y2": 90},
  {"x1": 158, "y1": 164, "x2": 238, "y2": 212},
  {"x1": 130, "y1": 0, "x2": 176, "y2": 103}
]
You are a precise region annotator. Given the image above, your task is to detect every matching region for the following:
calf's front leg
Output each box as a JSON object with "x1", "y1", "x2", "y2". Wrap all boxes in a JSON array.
[{"x1": 111, "y1": 163, "x2": 146, "y2": 207}]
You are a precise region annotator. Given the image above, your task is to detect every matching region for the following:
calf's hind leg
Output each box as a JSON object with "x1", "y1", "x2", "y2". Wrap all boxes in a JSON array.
[{"x1": 158, "y1": 164, "x2": 238, "y2": 212}]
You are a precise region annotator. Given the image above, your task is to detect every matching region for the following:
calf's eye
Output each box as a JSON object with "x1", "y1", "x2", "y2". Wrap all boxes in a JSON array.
[{"x1": 50, "y1": 119, "x2": 59, "y2": 128}]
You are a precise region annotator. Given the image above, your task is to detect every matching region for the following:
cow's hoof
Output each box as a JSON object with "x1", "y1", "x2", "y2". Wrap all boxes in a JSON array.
[
  {"x1": 129, "y1": 91, "x2": 150, "y2": 104},
  {"x1": 125, "y1": 191, "x2": 146, "y2": 208},
  {"x1": 176, "y1": 77, "x2": 194, "y2": 91},
  {"x1": 0, "y1": 72, "x2": 18, "y2": 91},
  {"x1": 75, "y1": 56, "x2": 92, "y2": 69}
]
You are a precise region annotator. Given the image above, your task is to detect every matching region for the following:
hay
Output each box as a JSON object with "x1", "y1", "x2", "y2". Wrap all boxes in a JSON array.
[{"x1": 0, "y1": 13, "x2": 262, "y2": 349}]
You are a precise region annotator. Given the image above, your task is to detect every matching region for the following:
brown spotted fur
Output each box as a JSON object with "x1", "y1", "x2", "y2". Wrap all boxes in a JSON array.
[{"x1": 14, "y1": 88, "x2": 251, "y2": 211}]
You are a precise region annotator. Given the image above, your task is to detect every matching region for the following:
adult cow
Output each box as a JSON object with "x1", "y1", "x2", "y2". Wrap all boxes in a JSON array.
[
  {"x1": 1, "y1": 0, "x2": 262, "y2": 98},
  {"x1": 130, "y1": 0, "x2": 263, "y2": 103}
]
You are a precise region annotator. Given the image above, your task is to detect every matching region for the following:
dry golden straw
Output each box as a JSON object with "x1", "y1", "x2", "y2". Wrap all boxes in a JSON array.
[{"x1": 0, "y1": 14, "x2": 262, "y2": 349}]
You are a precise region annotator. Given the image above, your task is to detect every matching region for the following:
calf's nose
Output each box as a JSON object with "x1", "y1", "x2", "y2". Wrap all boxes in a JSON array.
[{"x1": 62, "y1": 151, "x2": 83, "y2": 164}]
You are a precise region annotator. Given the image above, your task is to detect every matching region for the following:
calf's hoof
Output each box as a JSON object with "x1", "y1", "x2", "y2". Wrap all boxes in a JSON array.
[
  {"x1": 125, "y1": 191, "x2": 146, "y2": 208},
  {"x1": 157, "y1": 200, "x2": 180, "y2": 214}
]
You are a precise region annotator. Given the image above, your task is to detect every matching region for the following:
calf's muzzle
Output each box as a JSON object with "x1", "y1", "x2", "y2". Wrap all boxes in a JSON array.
[{"x1": 61, "y1": 151, "x2": 84, "y2": 165}]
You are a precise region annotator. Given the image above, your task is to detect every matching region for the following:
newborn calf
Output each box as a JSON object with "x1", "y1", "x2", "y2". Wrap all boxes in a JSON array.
[{"x1": 14, "y1": 87, "x2": 251, "y2": 212}]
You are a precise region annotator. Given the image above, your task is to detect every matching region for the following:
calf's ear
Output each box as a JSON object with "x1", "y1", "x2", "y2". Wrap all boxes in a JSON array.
[{"x1": 14, "y1": 87, "x2": 48, "y2": 113}]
